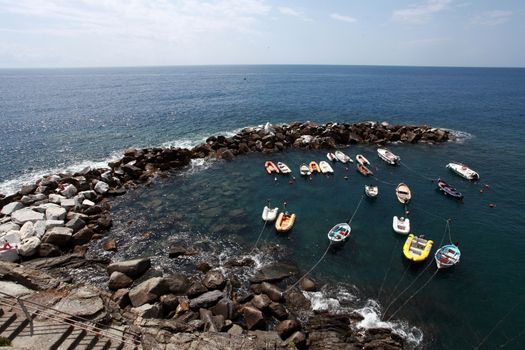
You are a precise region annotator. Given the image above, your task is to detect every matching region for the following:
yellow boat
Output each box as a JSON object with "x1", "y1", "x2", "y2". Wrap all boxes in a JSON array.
[
  {"x1": 275, "y1": 212, "x2": 296, "y2": 232},
  {"x1": 403, "y1": 234, "x2": 433, "y2": 262}
]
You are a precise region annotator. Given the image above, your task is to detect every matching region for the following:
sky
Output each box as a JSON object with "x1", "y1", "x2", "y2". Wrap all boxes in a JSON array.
[{"x1": 0, "y1": 0, "x2": 523, "y2": 68}]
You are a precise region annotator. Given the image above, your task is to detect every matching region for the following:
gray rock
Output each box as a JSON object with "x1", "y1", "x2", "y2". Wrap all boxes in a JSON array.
[
  {"x1": 269, "y1": 302, "x2": 288, "y2": 320},
  {"x1": 108, "y1": 271, "x2": 133, "y2": 290},
  {"x1": 19, "y1": 221, "x2": 36, "y2": 240},
  {"x1": 0, "y1": 247, "x2": 19, "y2": 262},
  {"x1": 0, "y1": 222, "x2": 20, "y2": 233},
  {"x1": 189, "y1": 290, "x2": 223, "y2": 309},
  {"x1": 45, "y1": 206, "x2": 67, "y2": 221},
  {"x1": 54, "y1": 286, "x2": 105, "y2": 318},
  {"x1": 45, "y1": 220, "x2": 65, "y2": 230},
  {"x1": 200, "y1": 308, "x2": 224, "y2": 332},
  {"x1": 131, "y1": 303, "x2": 162, "y2": 318},
  {"x1": 79, "y1": 190, "x2": 97, "y2": 200},
  {"x1": 251, "y1": 294, "x2": 272, "y2": 310},
  {"x1": 94, "y1": 181, "x2": 109, "y2": 194},
  {"x1": 60, "y1": 198, "x2": 77, "y2": 210},
  {"x1": 242, "y1": 305, "x2": 265, "y2": 330},
  {"x1": 300, "y1": 277, "x2": 316, "y2": 291},
  {"x1": 129, "y1": 277, "x2": 170, "y2": 307},
  {"x1": 18, "y1": 237, "x2": 41, "y2": 257},
  {"x1": 202, "y1": 270, "x2": 225, "y2": 290},
  {"x1": 284, "y1": 331, "x2": 306, "y2": 348},
  {"x1": 0, "y1": 230, "x2": 20, "y2": 245},
  {"x1": 65, "y1": 216, "x2": 86, "y2": 233},
  {"x1": 38, "y1": 243, "x2": 61, "y2": 257},
  {"x1": 1, "y1": 201, "x2": 23, "y2": 215},
  {"x1": 260, "y1": 282, "x2": 283, "y2": 302},
  {"x1": 82, "y1": 199, "x2": 95, "y2": 207},
  {"x1": 165, "y1": 273, "x2": 189, "y2": 295},
  {"x1": 227, "y1": 324, "x2": 244, "y2": 336},
  {"x1": 111, "y1": 288, "x2": 130, "y2": 309},
  {"x1": 11, "y1": 208, "x2": 45, "y2": 225},
  {"x1": 250, "y1": 262, "x2": 299, "y2": 283},
  {"x1": 187, "y1": 280, "x2": 208, "y2": 297},
  {"x1": 160, "y1": 294, "x2": 179, "y2": 312},
  {"x1": 107, "y1": 257, "x2": 151, "y2": 279},
  {"x1": 60, "y1": 184, "x2": 78, "y2": 198},
  {"x1": 42, "y1": 226, "x2": 73, "y2": 246},
  {"x1": 275, "y1": 319, "x2": 301, "y2": 339},
  {"x1": 72, "y1": 227, "x2": 94, "y2": 245},
  {"x1": 33, "y1": 203, "x2": 61, "y2": 213},
  {"x1": 210, "y1": 298, "x2": 235, "y2": 320},
  {"x1": 48, "y1": 193, "x2": 66, "y2": 204}
]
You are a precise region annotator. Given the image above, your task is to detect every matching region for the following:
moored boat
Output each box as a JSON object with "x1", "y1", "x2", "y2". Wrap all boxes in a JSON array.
[
  {"x1": 319, "y1": 161, "x2": 334, "y2": 174},
  {"x1": 275, "y1": 212, "x2": 296, "y2": 232},
  {"x1": 377, "y1": 148, "x2": 400, "y2": 165},
  {"x1": 335, "y1": 151, "x2": 352, "y2": 163},
  {"x1": 392, "y1": 216, "x2": 410, "y2": 235},
  {"x1": 436, "y1": 179, "x2": 463, "y2": 200},
  {"x1": 299, "y1": 164, "x2": 311, "y2": 176},
  {"x1": 357, "y1": 164, "x2": 373, "y2": 176},
  {"x1": 277, "y1": 162, "x2": 292, "y2": 174},
  {"x1": 403, "y1": 234, "x2": 434, "y2": 262},
  {"x1": 262, "y1": 201, "x2": 279, "y2": 222},
  {"x1": 327, "y1": 223, "x2": 351, "y2": 243},
  {"x1": 265, "y1": 161, "x2": 279, "y2": 174},
  {"x1": 365, "y1": 185, "x2": 378, "y2": 198},
  {"x1": 327, "y1": 152, "x2": 337, "y2": 161},
  {"x1": 395, "y1": 183, "x2": 411, "y2": 204},
  {"x1": 356, "y1": 154, "x2": 370, "y2": 166},
  {"x1": 446, "y1": 162, "x2": 479, "y2": 181},
  {"x1": 435, "y1": 244, "x2": 461, "y2": 269},
  {"x1": 309, "y1": 161, "x2": 321, "y2": 173}
]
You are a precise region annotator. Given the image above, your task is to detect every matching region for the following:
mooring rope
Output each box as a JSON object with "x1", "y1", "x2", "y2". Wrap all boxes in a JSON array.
[
  {"x1": 250, "y1": 219, "x2": 268, "y2": 254},
  {"x1": 378, "y1": 239, "x2": 402, "y2": 300},
  {"x1": 399, "y1": 161, "x2": 435, "y2": 182},
  {"x1": 382, "y1": 220, "x2": 450, "y2": 318},
  {"x1": 372, "y1": 175, "x2": 397, "y2": 186},
  {"x1": 283, "y1": 195, "x2": 365, "y2": 295},
  {"x1": 498, "y1": 325, "x2": 525, "y2": 348},
  {"x1": 386, "y1": 269, "x2": 439, "y2": 321}
]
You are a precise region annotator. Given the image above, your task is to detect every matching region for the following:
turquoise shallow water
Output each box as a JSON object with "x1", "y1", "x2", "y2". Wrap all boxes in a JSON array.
[{"x1": 1, "y1": 65, "x2": 525, "y2": 349}]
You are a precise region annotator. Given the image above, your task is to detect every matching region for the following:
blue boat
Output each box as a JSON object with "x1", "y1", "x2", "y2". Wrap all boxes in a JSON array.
[
  {"x1": 437, "y1": 179, "x2": 463, "y2": 200},
  {"x1": 435, "y1": 244, "x2": 461, "y2": 269}
]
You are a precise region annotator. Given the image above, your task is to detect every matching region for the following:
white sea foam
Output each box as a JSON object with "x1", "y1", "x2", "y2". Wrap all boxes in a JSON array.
[
  {"x1": 0, "y1": 152, "x2": 122, "y2": 196},
  {"x1": 445, "y1": 128, "x2": 474, "y2": 144},
  {"x1": 303, "y1": 284, "x2": 357, "y2": 313}
]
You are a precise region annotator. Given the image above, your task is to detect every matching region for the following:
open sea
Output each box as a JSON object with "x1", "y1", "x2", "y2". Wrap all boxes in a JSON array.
[{"x1": 1, "y1": 65, "x2": 525, "y2": 349}]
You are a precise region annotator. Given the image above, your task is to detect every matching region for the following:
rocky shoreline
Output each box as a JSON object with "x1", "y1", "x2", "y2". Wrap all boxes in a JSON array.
[{"x1": 0, "y1": 121, "x2": 451, "y2": 349}]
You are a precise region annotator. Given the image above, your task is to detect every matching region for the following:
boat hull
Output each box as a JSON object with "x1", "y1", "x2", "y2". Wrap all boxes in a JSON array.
[
  {"x1": 365, "y1": 185, "x2": 378, "y2": 197},
  {"x1": 434, "y1": 244, "x2": 461, "y2": 269},
  {"x1": 262, "y1": 206, "x2": 279, "y2": 222},
  {"x1": 377, "y1": 148, "x2": 400, "y2": 165},
  {"x1": 403, "y1": 234, "x2": 433, "y2": 262},
  {"x1": 319, "y1": 161, "x2": 334, "y2": 173},
  {"x1": 446, "y1": 163, "x2": 479, "y2": 181},
  {"x1": 265, "y1": 161, "x2": 279, "y2": 174},
  {"x1": 275, "y1": 212, "x2": 296, "y2": 232},
  {"x1": 327, "y1": 223, "x2": 351, "y2": 243},
  {"x1": 392, "y1": 216, "x2": 410, "y2": 234},
  {"x1": 395, "y1": 183, "x2": 411, "y2": 204}
]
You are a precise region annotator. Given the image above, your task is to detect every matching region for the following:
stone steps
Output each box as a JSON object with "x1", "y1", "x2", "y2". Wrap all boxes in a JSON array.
[{"x1": 0, "y1": 306, "x2": 136, "y2": 350}]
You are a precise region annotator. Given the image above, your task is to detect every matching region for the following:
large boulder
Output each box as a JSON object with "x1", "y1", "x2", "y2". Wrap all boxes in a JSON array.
[
  {"x1": 202, "y1": 270, "x2": 225, "y2": 290},
  {"x1": 300, "y1": 277, "x2": 316, "y2": 291},
  {"x1": 17, "y1": 237, "x2": 41, "y2": 257},
  {"x1": 1, "y1": 201, "x2": 23, "y2": 216},
  {"x1": 11, "y1": 208, "x2": 44, "y2": 225},
  {"x1": 54, "y1": 286, "x2": 105, "y2": 319},
  {"x1": 250, "y1": 262, "x2": 299, "y2": 283},
  {"x1": 189, "y1": 290, "x2": 223, "y2": 309},
  {"x1": 60, "y1": 184, "x2": 78, "y2": 198},
  {"x1": 260, "y1": 282, "x2": 282, "y2": 302},
  {"x1": 251, "y1": 294, "x2": 271, "y2": 310},
  {"x1": 42, "y1": 227, "x2": 73, "y2": 246},
  {"x1": 165, "y1": 273, "x2": 190, "y2": 295},
  {"x1": 94, "y1": 181, "x2": 109, "y2": 194},
  {"x1": 128, "y1": 277, "x2": 170, "y2": 307},
  {"x1": 242, "y1": 305, "x2": 265, "y2": 330},
  {"x1": 108, "y1": 271, "x2": 134, "y2": 290},
  {"x1": 19, "y1": 222, "x2": 36, "y2": 240},
  {"x1": 65, "y1": 216, "x2": 86, "y2": 233},
  {"x1": 38, "y1": 243, "x2": 61, "y2": 257},
  {"x1": 107, "y1": 257, "x2": 151, "y2": 279},
  {"x1": 0, "y1": 222, "x2": 20, "y2": 233},
  {"x1": 269, "y1": 302, "x2": 288, "y2": 320},
  {"x1": 45, "y1": 206, "x2": 67, "y2": 221},
  {"x1": 275, "y1": 319, "x2": 301, "y2": 339},
  {"x1": 210, "y1": 298, "x2": 235, "y2": 320},
  {"x1": 72, "y1": 227, "x2": 94, "y2": 245}
]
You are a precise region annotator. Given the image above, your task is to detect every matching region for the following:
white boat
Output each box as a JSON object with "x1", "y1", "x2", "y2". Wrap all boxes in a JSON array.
[
  {"x1": 356, "y1": 154, "x2": 370, "y2": 166},
  {"x1": 277, "y1": 162, "x2": 292, "y2": 174},
  {"x1": 377, "y1": 148, "x2": 400, "y2": 165},
  {"x1": 335, "y1": 151, "x2": 352, "y2": 163},
  {"x1": 395, "y1": 183, "x2": 412, "y2": 204},
  {"x1": 392, "y1": 216, "x2": 410, "y2": 235},
  {"x1": 262, "y1": 204, "x2": 279, "y2": 222},
  {"x1": 327, "y1": 152, "x2": 337, "y2": 161},
  {"x1": 327, "y1": 223, "x2": 351, "y2": 243},
  {"x1": 319, "y1": 161, "x2": 334, "y2": 174},
  {"x1": 435, "y1": 244, "x2": 461, "y2": 269},
  {"x1": 446, "y1": 162, "x2": 479, "y2": 181},
  {"x1": 299, "y1": 164, "x2": 311, "y2": 176},
  {"x1": 365, "y1": 185, "x2": 378, "y2": 198}
]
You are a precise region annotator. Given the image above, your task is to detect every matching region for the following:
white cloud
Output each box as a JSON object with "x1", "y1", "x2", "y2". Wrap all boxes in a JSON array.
[
  {"x1": 470, "y1": 10, "x2": 512, "y2": 26},
  {"x1": 392, "y1": 0, "x2": 451, "y2": 23},
  {"x1": 330, "y1": 13, "x2": 356, "y2": 23},
  {"x1": 277, "y1": 6, "x2": 310, "y2": 21},
  {"x1": 0, "y1": 0, "x2": 272, "y2": 44}
]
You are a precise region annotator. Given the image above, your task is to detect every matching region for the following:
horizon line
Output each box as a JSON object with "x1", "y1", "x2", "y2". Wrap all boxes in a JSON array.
[{"x1": 1, "y1": 63, "x2": 524, "y2": 70}]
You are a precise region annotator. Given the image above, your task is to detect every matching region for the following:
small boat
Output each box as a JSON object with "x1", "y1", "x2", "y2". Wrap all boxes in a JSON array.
[
  {"x1": 446, "y1": 162, "x2": 479, "y2": 181},
  {"x1": 395, "y1": 183, "x2": 412, "y2": 204},
  {"x1": 309, "y1": 161, "x2": 321, "y2": 173},
  {"x1": 319, "y1": 161, "x2": 334, "y2": 174},
  {"x1": 335, "y1": 151, "x2": 352, "y2": 163},
  {"x1": 299, "y1": 164, "x2": 311, "y2": 176},
  {"x1": 327, "y1": 152, "x2": 337, "y2": 161},
  {"x1": 356, "y1": 154, "x2": 370, "y2": 166},
  {"x1": 265, "y1": 161, "x2": 279, "y2": 175},
  {"x1": 403, "y1": 234, "x2": 434, "y2": 262},
  {"x1": 436, "y1": 179, "x2": 463, "y2": 200},
  {"x1": 365, "y1": 185, "x2": 378, "y2": 198},
  {"x1": 277, "y1": 162, "x2": 292, "y2": 174},
  {"x1": 377, "y1": 148, "x2": 400, "y2": 165},
  {"x1": 275, "y1": 212, "x2": 296, "y2": 232},
  {"x1": 356, "y1": 164, "x2": 373, "y2": 176},
  {"x1": 392, "y1": 216, "x2": 410, "y2": 235},
  {"x1": 327, "y1": 223, "x2": 351, "y2": 243},
  {"x1": 262, "y1": 201, "x2": 279, "y2": 222},
  {"x1": 435, "y1": 244, "x2": 461, "y2": 269}
]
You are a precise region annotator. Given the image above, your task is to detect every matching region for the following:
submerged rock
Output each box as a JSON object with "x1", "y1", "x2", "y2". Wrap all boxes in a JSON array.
[{"x1": 250, "y1": 262, "x2": 299, "y2": 283}]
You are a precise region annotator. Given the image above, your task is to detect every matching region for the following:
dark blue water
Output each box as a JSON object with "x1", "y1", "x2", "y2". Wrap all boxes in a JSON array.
[{"x1": 1, "y1": 66, "x2": 525, "y2": 349}]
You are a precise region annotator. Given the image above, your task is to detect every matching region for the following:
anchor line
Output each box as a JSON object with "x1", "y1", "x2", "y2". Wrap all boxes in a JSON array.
[
  {"x1": 347, "y1": 195, "x2": 365, "y2": 224},
  {"x1": 250, "y1": 219, "x2": 268, "y2": 254},
  {"x1": 378, "y1": 239, "x2": 402, "y2": 300},
  {"x1": 399, "y1": 161, "x2": 435, "y2": 182}
]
